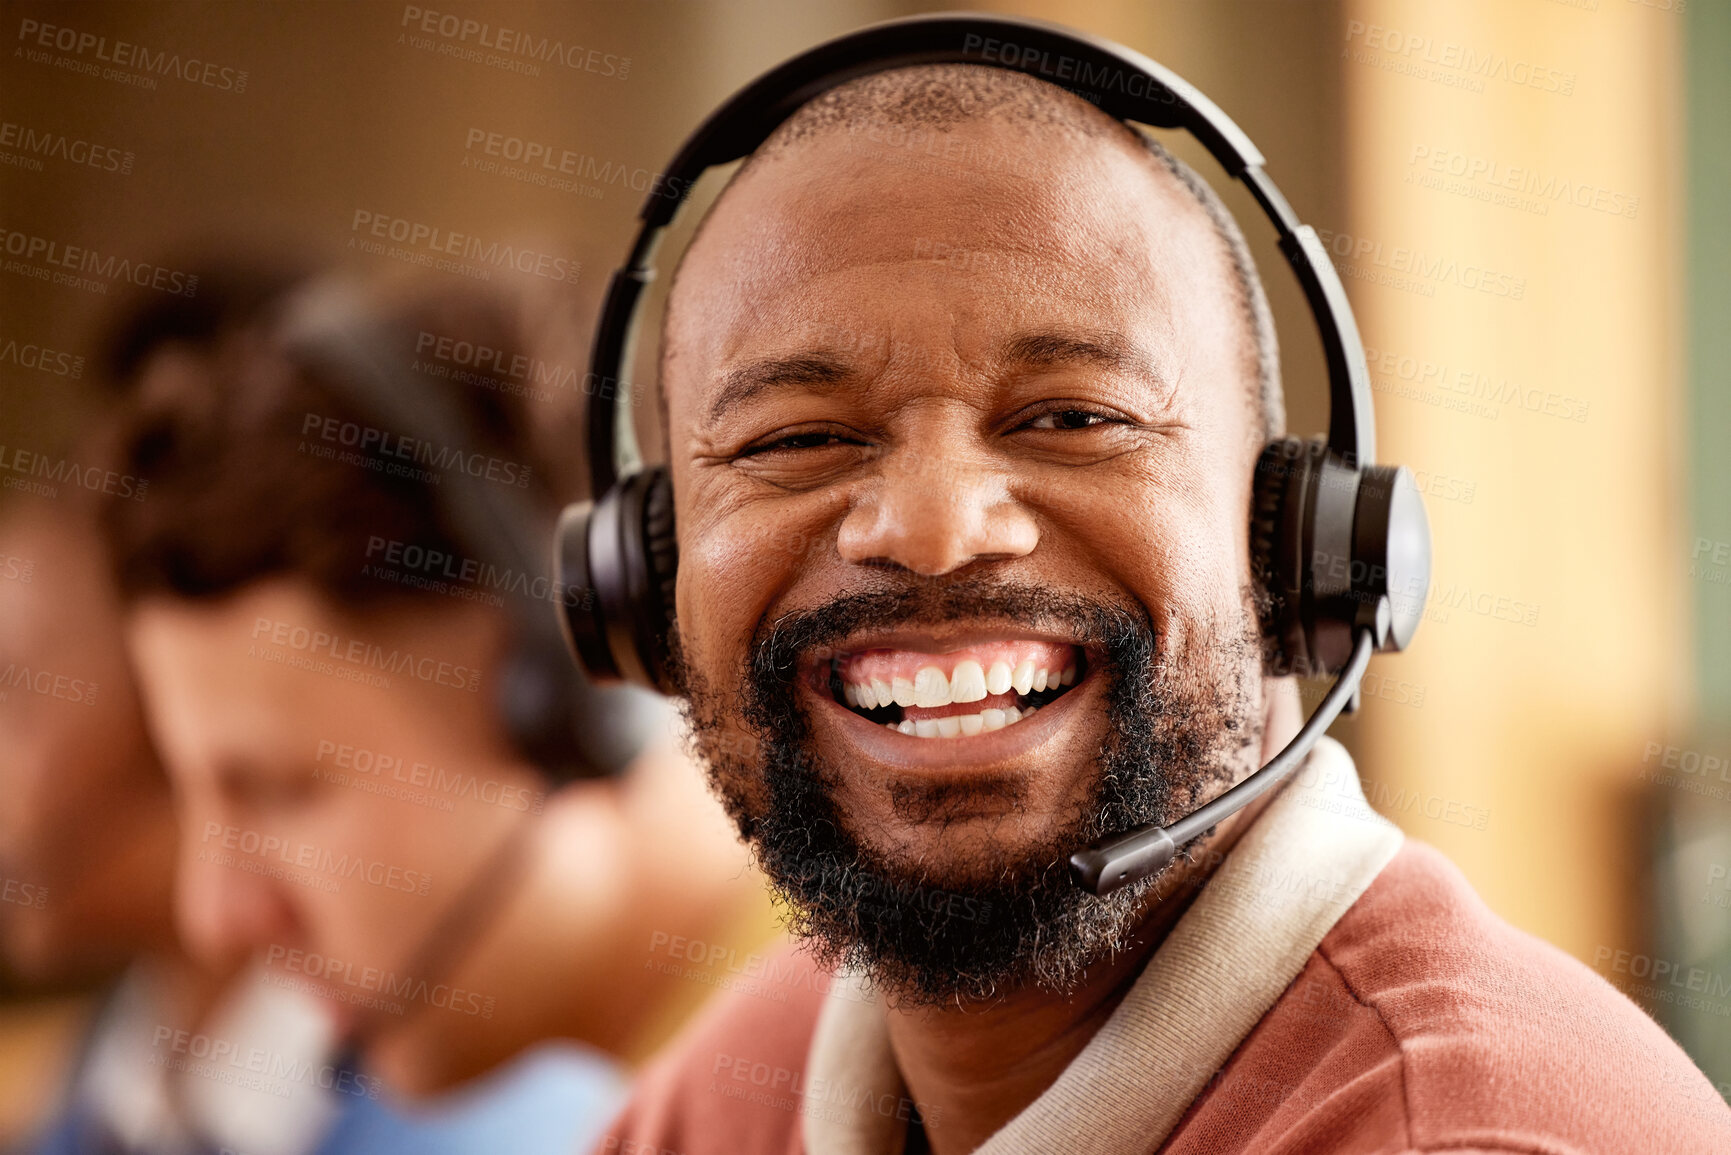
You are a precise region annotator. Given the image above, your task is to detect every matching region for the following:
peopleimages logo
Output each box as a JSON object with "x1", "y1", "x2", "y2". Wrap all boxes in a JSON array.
[
  {"x1": 398, "y1": 6, "x2": 629, "y2": 79},
  {"x1": 1407, "y1": 145, "x2": 1639, "y2": 220},
  {"x1": 300, "y1": 410, "x2": 534, "y2": 488},
  {"x1": 149, "y1": 1025, "x2": 381, "y2": 1100},
  {"x1": 0, "y1": 334, "x2": 85, "y2": 378},
  {"x1": 0, "y1": 227, "x2": 198, "y2": 296},
  {"x1": 265, "y1": 944, "x2": 497, "y2": 1019},
  {"x1": 15, "y1": 18, "x2": 249, "y2": 92},
  {"x1": 1363, "y1": 344, "x2": 1590, "y2": 424},
  {"x1": 0, "y1": 663, "x2": 99, "y2": 706},
  {"x1": 462, "y1": 129, "x2": 688, "y2": 201},
  {"x1": 1342, "y1": 20, "x2": 1576, "y2": 96},
  {"x1": 0, "y1": 441, "x2": 149, "y2": 501},
  {"x1": 248, "y1": 614, "x2": 484, "y2": 693},
  {"x1": 960, "y1": 32, "x2": 1179, "y2": 107},
  {"x1": 314, "y1": 737, "x2": 546, "y2": 815},
  {"x1": 363, "y1": 534, "x2": 593, "y2": 612},
  {"x1": 2, "y1": 876, "x2": 48, "y2": 909},
  {"x1": 414, "y1": 329, "x2": 609, "y2": 400},
  {"x1": 199, "y1": 822, "x2": 434, "y2": 896},
  {"x1": 1315, "y1": 228, "x2": 1525, "y2": 300},
  {"x1": 349, "y1": 210, "x2": 579, "y2": 284},
  {"x1": 0, "y1": 120, "x2": 134, "y2": 175}
]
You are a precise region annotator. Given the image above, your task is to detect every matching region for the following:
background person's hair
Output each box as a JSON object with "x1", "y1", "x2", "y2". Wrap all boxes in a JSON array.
[
  {"x1": 101, "y1": 259, "x2": 312, "y2": 388},
  {"x1": 101, "y1": 271, "x2": 582, "y2": 609}
]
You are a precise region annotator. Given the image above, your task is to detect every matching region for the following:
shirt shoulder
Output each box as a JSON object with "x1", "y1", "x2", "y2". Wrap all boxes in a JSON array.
[
  {"x1": 591, "y1": 944, "x2": 837, "y2": 1155},
  {"x1": 1232, "y1": 839, "x2": 1730, "y2": 1154}
]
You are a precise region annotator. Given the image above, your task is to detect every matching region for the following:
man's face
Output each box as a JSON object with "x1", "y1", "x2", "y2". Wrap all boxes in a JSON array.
[
  {"x1": 0, "y1": 505, "x2": 173, "y2": 979},
  {"x1": 128, "y1": 578, "x2": 536, "y2": 1036},
  {"x1": 663, "y1": 113, "x2": 1268, "y2": 999}
]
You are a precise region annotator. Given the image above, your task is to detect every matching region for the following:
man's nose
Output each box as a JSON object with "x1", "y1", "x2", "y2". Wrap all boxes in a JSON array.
[
  {"x1": 836, "y1": 449, "x2": 1038, "y2": 576},
  {"x1": 177, "y1": 831, "x2": 299, "y2": 970}
]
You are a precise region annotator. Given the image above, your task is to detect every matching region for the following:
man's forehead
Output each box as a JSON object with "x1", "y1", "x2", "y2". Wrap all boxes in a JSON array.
[
  {"x1": 686, "y1": 115, "x2": 1197, "y2": 278},
  {"x1": 664, "y1": 117, "x2": 1227, "y2": 405}
]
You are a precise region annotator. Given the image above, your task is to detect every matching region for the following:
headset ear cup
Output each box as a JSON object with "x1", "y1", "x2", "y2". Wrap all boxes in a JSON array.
[
  {"x1": 555, "y1": 498, "x2": 621, "y2": 681},
  {"x1": 637, "y1": 467, "x2": 679, "y2": 689},
  {"x1": 1253, "y1": 437, "x2": 1415, "y2": 679},
  {"x1": 554, "y1": 471, "x2": 678, "y2": 691},
  {"x1": 1251, "y1": 437, "x2": 1309, "y2": 676}
]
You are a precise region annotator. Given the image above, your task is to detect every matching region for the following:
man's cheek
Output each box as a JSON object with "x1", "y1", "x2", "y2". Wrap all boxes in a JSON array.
[{"x1": 678, "y1": 537, "x2": 781, "y2": 686}]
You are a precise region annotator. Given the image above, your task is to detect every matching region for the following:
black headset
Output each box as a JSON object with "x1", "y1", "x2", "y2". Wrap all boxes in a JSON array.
[
  {"x1": 554, "y1": 13, "x2": 1432, "y2": 893},
  {"x1": 272, "y1": 277, "x2": 664, "y2": 783}
]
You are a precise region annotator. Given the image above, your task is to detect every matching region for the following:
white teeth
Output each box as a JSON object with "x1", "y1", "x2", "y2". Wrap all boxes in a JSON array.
[
  {"x1": 894, "y1": 704, "x2": 1049, "y2": 738},
  {"x1": 885, "y1": 721, "x2": 897, "y2": 730},
  {"x1": 950, "y1": 660, "x2": 987, "y2": 703},
  {"x1": 913, "y1": 666, "x2": 950, "y2": 707},
  {"x1": 858, "y1": 653, "x2": 1080, "y2": 715},
  {"x1": 892, "y1": 676, "x2": 917, "y2": 708}
]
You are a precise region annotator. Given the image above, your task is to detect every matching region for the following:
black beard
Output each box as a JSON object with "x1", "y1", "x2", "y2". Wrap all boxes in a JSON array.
[{"x1": 668, "y1": 577, "x2": 1262, "y2": 1007}]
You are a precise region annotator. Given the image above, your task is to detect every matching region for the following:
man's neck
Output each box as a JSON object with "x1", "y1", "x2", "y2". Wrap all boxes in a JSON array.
[
  {"x1": 364, "y1": 779, "x2": 630, "y2": 1093},
  {"x1": 365, "y1": 742, "x2": 763, "y2": 1096},
  {"x1": 885, "y1": 681, "x2": 1302, "y2": 1155}
]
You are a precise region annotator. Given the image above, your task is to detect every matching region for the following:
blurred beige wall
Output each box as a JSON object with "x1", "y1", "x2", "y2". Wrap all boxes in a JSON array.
[{"x1": 1339, "y1": 0, "x2": 1687, "y2": 967}]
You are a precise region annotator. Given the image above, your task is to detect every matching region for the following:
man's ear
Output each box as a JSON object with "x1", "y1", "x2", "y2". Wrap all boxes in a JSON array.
[{"x1": 1259, "y1": 675, "x2": 1303, "y2": 764}]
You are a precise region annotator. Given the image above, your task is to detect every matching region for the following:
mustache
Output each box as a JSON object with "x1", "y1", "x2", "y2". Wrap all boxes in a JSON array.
[{"x1": 748, "y1": 576, "x2": 1158, "y2": 690}]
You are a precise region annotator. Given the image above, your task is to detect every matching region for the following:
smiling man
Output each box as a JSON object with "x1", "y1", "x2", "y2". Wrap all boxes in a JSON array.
[{"x1": 596, "y1": 60, "x2": 1731, "y2": 1155}]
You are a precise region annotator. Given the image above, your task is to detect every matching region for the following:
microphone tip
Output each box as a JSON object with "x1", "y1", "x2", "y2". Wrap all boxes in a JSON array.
[{"x1": 1068, "y1": 824, "x2": 1176, "y2": 897}]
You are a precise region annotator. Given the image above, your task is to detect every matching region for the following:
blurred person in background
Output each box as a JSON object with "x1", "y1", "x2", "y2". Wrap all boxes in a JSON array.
[
  {"x1": 0, "y1": 268, "x2": 307, "y2": 1155},
  {"x1": 0, "y1": 475, "x2": 224, "y2": 1155},
  {"x1": 90, "y1": 269, "x2": 764, "y2": 1155}
]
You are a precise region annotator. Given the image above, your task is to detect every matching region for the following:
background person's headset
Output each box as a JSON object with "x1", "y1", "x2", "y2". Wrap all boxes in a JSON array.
[
  {"x1": 272, "y1": 276, "x2": 664, "y2": 784},
  {"x1": 554, "y1": 13, "x2": 1433, "y2": 896},
  {"x1": 265, "y1": 278, "x2": 674, "y2": 1055}
]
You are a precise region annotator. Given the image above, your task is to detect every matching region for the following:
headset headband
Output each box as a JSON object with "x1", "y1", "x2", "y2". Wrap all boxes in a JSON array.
[{"x1": 586, "y1": 11, "x2": 1375, "y2": 499}]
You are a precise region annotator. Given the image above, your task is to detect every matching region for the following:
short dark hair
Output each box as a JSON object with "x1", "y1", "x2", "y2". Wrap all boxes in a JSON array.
[
  {"x1": 666, "y1": 63, "x2": 1283, "y2": 441},
  {"x1": 101, "y1": 273, "x2": 573, "y2": 607},
  {"x1": 101, "y1": 259, "x2": 310, "y2": 387}
]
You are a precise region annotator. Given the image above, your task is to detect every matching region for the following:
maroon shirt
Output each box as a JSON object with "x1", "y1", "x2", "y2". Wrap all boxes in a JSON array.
[{"x1": 596, "y1": 842, "x2": 1731, "y2": 1154}]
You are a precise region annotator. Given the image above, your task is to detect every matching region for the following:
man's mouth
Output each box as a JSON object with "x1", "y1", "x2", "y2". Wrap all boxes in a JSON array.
[{"x1": 824, "y1": 639, "x2": 1086, "y2": 739}]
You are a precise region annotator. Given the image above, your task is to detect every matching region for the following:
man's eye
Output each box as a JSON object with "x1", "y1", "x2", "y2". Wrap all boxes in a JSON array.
[
  {"x1": 1026, "y1": 409, "x2": 1119, "y2": 431},
  {"x1": 740, "y1": 430, "x2": 856, "y2": 456}
]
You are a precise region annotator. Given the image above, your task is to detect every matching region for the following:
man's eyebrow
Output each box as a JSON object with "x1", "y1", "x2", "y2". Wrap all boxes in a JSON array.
[
  {"x1": 705, "y1": 353, "x2": 853, "y2": 425},
  {"x1": 999, "y1": 331, "x2": 1168, "y2": 394}
]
